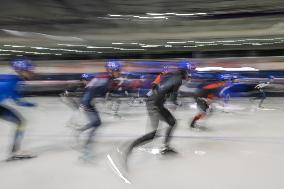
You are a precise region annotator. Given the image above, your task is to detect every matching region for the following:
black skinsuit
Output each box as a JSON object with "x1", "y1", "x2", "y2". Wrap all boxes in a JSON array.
[
  {"x1": 126, "y1": 73, "x2": 183, "y2": 156},
  {"x1": 147, "y1": 74, "x2": 182, "y2": 128}
]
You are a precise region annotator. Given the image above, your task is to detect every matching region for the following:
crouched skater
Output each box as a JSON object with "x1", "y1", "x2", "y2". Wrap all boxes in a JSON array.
[
  {"x1": 0, "y1": 59, "x2": 36, "y2": 161},
  {"x1": 73, "y1": 60, "x2": 122, "y2": 161},
  {"x1": 108, "y1": 62, "x2": 193, "y2": 178}
]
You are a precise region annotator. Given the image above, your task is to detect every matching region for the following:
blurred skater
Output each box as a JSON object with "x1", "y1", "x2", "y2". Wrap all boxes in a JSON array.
[
  {"x1": 0, "y1": 59, "x2": 36, "y2": 161},
  {"x1": 74, "y1": 60, "x2": 122, "y2": 160},
  {"x1": 113, "y1": 62, "x2": 192, "y2": 167},
  {"x1": 250, "y1": 76, "x2": 274, "y2": 108},
  {"x1": 147, "y1": 65, "x2": 181, "y2": 106},
  {"x1": 190, "y1": 75, "x2": 229, "y2": 128}
]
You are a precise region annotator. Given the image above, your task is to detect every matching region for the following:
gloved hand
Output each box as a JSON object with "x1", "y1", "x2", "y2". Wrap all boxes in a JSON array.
[
  {"x1": 146, "y1": 89, "x2": 153, "y2": 97},
  {"x1": 60, "y1": 90, "x2": 70, "y2": 97},
  {"x1": 173, "y1": 101, "x2": 182, "y2": 106},
  {"x1": 151, "y1": 83, "x2": 158, "y2": 90},
  {"x1": 16, "y1": 101, "x2": 36, "y2": 107}
]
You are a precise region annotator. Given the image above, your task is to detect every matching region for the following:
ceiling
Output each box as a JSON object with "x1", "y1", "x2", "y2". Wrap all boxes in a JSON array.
[{"x1": 0, "y1": 0, "x2": 284, "y2": 59}]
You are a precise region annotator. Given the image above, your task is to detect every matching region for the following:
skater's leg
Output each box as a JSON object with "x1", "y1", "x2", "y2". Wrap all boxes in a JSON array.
[
  {"x1": 0, "y1": 105, "x2": 25, "y2": 154},
  {"x1": 146, "y1": 101, "x2": 160, "y2": 132},
  {"x1": 258, "y1": 91, "x2": 266, "y2": 108},
  {"x1": 159, "y1": 106, "x2": 176, "y2": 146},
  {"x1": 190, "y1": 113, "x2": 207, "y2": 127},
  {"x1": 126, "y1": 130, "x2": 157, "y2": 157},
  {"x1": 83, "y1": 110, "x2": 101, "y2": 147},
  {"x1": 190, "y1": 98, "x2": 208, "y2": 128},
  {"x1": 77, "y1": 109, "x2": 101, "y2": 160},
  {"x1": 126, "y1": 101, "x2": 160, "y2": 156},
  {"x1": 112, "y1": 99, "x2": 121, "y2": 116}
]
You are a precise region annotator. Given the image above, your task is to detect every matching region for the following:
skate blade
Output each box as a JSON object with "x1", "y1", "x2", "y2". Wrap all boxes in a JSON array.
[
  {"x1": 137, "y1": 147, "x2": 161, "y2": 155},
  {"x1": 190, "y1": 126, "x2": 208, "y2": 132},
  {"x1": 6, "y1": 155, "x2": 37, "y2": 162},
  {"x1": 257, "y1": 107, "x2": 275, "y2": 111},
  {"x1": 160, "y1": 150, "x2": 178, "y2": 155},
  {"x1": 137, "y1": 147, "x2": 178, "y2": 156},
  {"x1": 107, "y1": 154, "x2": 131, "y2": 184}
]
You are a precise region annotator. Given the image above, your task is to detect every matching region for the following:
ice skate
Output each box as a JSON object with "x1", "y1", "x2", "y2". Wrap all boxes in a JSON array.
[
  {"x1": 159, "y1": 145, "x2": 178, "y2": 155},
  {"x1": 6, "y1": 151, "x2": 37, "y2": 162}
]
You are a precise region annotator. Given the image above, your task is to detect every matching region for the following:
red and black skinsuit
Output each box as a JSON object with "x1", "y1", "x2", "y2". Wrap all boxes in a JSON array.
[
  {"x1": 190, "y1": 81, "x2": 226, "y2": 128},
  {"x1": 124, "y1": 71, "x2": 188, "y2": 160}
]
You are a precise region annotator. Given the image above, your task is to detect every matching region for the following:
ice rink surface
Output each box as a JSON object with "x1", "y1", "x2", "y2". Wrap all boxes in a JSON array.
[{"x1": 1, "y1": 97, "x2": 284, "y2": 189}]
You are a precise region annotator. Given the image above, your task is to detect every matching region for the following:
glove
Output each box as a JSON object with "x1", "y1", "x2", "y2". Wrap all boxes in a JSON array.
[
  {"x1": 151, "y1": 83, "x2": 158, "y2": 90},
  {"x1": 146, "y1": 90, "x2": 153, "y2": 97},
  {"x1": 173, "y1": 101, "x2": 182, "y2": 106},
  {"x1": 16, "y1": 101, "x2": 36, "y2": 107},
  {"x1": 60, "y1": 90, "x2": 70, "y2": 97}
]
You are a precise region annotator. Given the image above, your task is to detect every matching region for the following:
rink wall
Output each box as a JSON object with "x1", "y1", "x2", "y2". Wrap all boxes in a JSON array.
[{"x1": 1, "y1": 57, "x2": 284, "y2": 97}]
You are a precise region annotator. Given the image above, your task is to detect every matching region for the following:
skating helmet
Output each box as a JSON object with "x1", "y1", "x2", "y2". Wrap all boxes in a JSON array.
[
  {"x1": 105, "y1": 60, "x2": 121, "y2": 72},
  {"x1": 268, "y1": 75, "x2": 275, "y2": 80},
  {"x1": 10, "y1": 59, "x2": 34, "y2": 72},
  {"x1": 81, "y1": 73, "x2": 94, "y2": 81},
  {"x1": 232, "y1": 75, "x2": 238, "y2": 80},
  {"x1": 162, "y1": 65, "x2": 169, "y2": 73},
  {"x1": 219, "y1": 73, "x2": 231, "y2": 80},
  {"x1": 219, "y1": 73, "x2": 238, "y2": 81},
  {"x1": 177, "y1": 60, "x2": 196, "y2": 71}
]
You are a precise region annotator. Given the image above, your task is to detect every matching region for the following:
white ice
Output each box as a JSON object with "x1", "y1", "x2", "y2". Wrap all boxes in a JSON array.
[{"x1": 0, "y1": 97, "x2": 284, "y2": 189}]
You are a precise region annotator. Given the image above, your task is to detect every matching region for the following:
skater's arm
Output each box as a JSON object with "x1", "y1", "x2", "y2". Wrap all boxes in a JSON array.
[
  {"x1": 12, "y1": 94, "x2": 35, "y2": 107},
  {"x1": 169, "y1": 78, "x2": 183, "y2": 105},
  {"x1": 11, "y1": 82, "x2": 35, "y2": 107}
]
